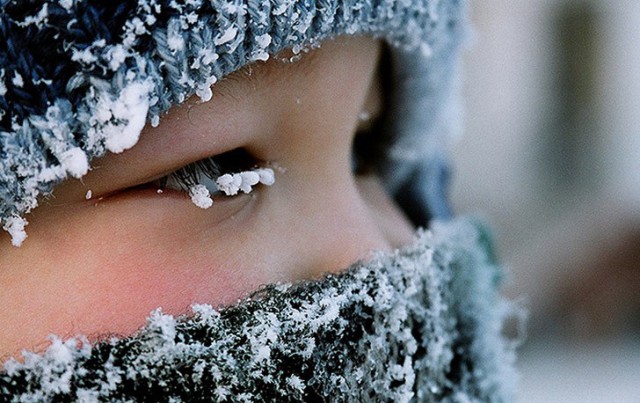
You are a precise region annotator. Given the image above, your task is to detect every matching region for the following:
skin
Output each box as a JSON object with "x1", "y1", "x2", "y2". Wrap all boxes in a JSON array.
[{"x1": 0, "y1": 36, "x2": 414, "y2": 360}]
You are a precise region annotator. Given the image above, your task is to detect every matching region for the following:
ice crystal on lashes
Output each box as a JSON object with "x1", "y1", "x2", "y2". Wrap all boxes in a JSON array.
[
  {"x1": 215, "y1": 173, "x2": 242, "y2": 196},
  {"x1": 256, "y1": 168, "x2": 276, "y2": 186},
  {"x1": 216, "y1": 167, "x2": 275, "y2": 196},
  {"x1": 188, "y1": 184, "x2": 213, "y2": 209}
]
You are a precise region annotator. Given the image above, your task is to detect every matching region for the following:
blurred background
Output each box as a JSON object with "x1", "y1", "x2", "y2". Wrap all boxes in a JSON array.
[{"x1": 451, "y1": 0, "x2": 640, "y2": 401}]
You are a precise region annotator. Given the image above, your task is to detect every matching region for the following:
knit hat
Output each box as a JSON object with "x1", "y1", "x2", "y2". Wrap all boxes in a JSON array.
[{"x1": 0, "y1": 0, "x2": 466, "y2": 246}]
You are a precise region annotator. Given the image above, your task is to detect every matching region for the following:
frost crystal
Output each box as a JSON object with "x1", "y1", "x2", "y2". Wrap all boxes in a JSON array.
[
  {"x1": 252, "y1": 34, "x2": 273, "y2": 61},
  {"x1": 0, "y1": 72, "x2": 6, "y2": 96},
  {"x1": 17, "y1": 4, "x2": 49, "y2": 28},
  {"x1": 59, "y1": 147, "x2": 89, "y2": 178},
  {"x1": 238, "y1": 171, "x2": 259, "y2": 193},
  {"x1": 215, "y1": 167, "x2": 275, "y2": 196},
  {"x1": 3, "y1": 216, "x2": 28, "y2": 247},
  {"x1": 11, "y1": 71, "x2": 23, "y2": 88},
  {"x1": 256, "y1": 168, "x2": 275, "y2": 186},
  {"x1": 102, "y1": 81, "x2": 152, "y2": 154},
  {"x1": 167, "y1": 29, "x2": 185, "y2": 52},
  {"x1": 215, "y1": 173, "x2": 241, "y2": 196},
  {"x1": 188, "y1": 184, "x2": 213, "y2": 209},
  {"x1": 214, "y1": 27, "x2": 239, "y2": 46},
  {"x1": 106, "y1": 45, "x2": 128, "y2": 71},
  {"x1": 0, "y1": 219, "x2": 520, "y2": 401},
  {"x1": 58, "y1": 0, "x2": 73, "y2": 10}
]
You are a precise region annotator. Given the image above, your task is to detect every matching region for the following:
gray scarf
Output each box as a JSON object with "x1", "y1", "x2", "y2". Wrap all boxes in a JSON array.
[{"x1": 1, "y1": 218, "x2": 518, "y2": 402}]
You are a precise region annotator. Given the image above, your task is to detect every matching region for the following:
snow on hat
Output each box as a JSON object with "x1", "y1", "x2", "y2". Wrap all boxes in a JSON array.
[{"x1": 0, "y1": 0, "x2": 467, "y2": 245}]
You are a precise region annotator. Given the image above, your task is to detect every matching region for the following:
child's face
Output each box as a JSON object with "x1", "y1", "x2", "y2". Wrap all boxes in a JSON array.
[{"x1": 0, "y1": 37, "x2": 414, "y2": 359}]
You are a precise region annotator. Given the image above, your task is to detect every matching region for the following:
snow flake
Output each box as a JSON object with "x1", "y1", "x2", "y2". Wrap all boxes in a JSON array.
[
  {"x1": 185, "y1": 12, "x2": 198, "y2": 25},
  {"x1": 239, "y1": 171, "x2": 259, "y2": 193},
  {"x1": 214, "y1": 26, "x2": 239, "y2": 46},
  {"x1": 287, "y1": 374, "x2": 305, "y2": 392},
  {"x1": 71, "y1": 47, "x2": 99, "y2": 64},
  {"x1": 59, "y1": 147, "x2": 89, "y2": 178},
  {"x1": 0, "y1": 71, "x2": 7, "y2": 96},
  {"x1": 189, "y1": 184, "x2": 213, "y2": 209},
  {"x1": 215, "y1": 167, "x2": 275, "y2": 196},
  {"x1": 168, "y1": 31, "x2": 185, "y2": 52},
  {"x1": 3, "y1": 215, "x2": 27, "y2": 247},
  {"x1": 195, "y1": 86, "x2": 213, "y2": 102},
  {"x1": 59, "y1": 0, "x2": 73, "y2": 10},
  {"x1": 256, "y1": 34, "x2": 272, "y2": 49},
  {"x1": 300, "y1": 337, "x2": 315, "y2": 359},
  {"x1": 215, "y1": 173, "x2": 241, "y2": 196},
  {"x1": 214, "y1": 386, "x2": 230, "y2": 400},
  {"x1": 12, "y1": 72, "x2": 24, "y2": 88},
  {"x1": 38, "y1": 165, "x2": 67, "y2": 183},
  {"x1": 254, "y1": 345, "x2": 271, "y2": 363},
  {"x1": 256, "y1": 168, "x2": 275, "y2": 186},
  {"x1": 102, "y1": 81, "x2": 152, "y2": 154},
  {"x1": 106, "y1": 45, "x2": 128, "y2": 71},
  {"x1": 130, "y1": 17, "x2": 147, "y2": 35},
  {"x1": 252, "y1": 34, "x2": 272, "y2": 61},
  {"x1": 17, "y1": 4, "x2": 49, "y2": 28},
  {"x1": 196, "y1": 74, "x2": 217, "y2": 102},
  {"x1": 200, "y1": 49, "x2": 219, "y2": 65}
]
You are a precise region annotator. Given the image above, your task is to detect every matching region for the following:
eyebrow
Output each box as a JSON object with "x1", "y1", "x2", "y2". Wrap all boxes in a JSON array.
[{"x1": 216, "y1": 47, "x2": 321, "y2": 97}]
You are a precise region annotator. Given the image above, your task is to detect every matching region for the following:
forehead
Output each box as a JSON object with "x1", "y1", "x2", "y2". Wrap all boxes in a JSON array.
[{"x1": 222, "y1": 47, "x2": 320, "y2": 89}]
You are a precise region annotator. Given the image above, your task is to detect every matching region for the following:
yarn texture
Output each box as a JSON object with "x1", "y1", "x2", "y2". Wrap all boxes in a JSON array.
[{"x1": 1, "y1": 218, "x2": 518, "y2": 402}]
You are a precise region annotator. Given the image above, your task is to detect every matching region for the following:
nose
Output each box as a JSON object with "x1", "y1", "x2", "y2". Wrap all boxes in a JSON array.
[
  {"x1": 270, "y1": 172, "x2": 410, "y2": 282},
  {"x1": 310, "y1": 187, "x2": 392, "y2": 277}
]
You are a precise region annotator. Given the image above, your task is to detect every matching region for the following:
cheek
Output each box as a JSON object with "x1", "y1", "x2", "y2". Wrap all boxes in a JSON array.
[{"x1": 0, "y1": 192, "x2": 270, "y2": 359}]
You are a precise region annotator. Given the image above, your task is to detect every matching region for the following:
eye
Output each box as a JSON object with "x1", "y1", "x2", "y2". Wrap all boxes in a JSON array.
[{"x1": 152, "y1": 148, "x2": 275, "y2": 208}]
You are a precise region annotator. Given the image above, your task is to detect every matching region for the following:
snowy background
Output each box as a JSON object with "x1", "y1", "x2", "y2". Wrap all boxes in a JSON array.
[{"x1": 451, "y1": 1, "x2": 640, "y2": 401}]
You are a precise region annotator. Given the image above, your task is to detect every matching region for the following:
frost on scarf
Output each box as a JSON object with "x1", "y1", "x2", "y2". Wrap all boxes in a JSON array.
[{"x1": 0, "y1": 219, "x2": 519, "y2": 402}]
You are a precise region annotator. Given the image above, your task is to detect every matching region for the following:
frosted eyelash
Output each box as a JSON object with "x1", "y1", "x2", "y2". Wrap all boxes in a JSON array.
[
  {"x1": 215, "y1": 169, "x2": 275, "y2": 196},
  {"x1": 154, "y1": 149, "x2": 275, "y2": 209},
  {"x1": 187, "y1": 168, "x2": 275, "y2": 209}
]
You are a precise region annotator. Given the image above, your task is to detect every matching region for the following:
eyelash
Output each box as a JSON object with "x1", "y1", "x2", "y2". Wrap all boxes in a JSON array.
[{"x1": 154, "y1": 148, "x2": 262, "y2": 195}]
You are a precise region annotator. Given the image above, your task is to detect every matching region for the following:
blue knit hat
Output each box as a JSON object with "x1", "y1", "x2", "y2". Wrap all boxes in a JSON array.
[{"x1": 0, "y1": 0, "x2": 466, "y2": 245}]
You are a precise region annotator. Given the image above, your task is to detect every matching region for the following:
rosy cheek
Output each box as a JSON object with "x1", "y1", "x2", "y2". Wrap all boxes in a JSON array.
[
  {"x1": 0, "y1": 255, "x2": 261, "y2": 361},
  {"x1": 52, "y1": 250, "x2": 258, "y2": 340},
  {"x1": 0, "y1": 191, "x2": 266, "y2": 359}
]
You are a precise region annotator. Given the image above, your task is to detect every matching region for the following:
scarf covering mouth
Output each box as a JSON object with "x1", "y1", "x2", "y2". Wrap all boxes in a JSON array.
[{"x1": 1, "y1": 218, "x2": 518, "y2": 402}]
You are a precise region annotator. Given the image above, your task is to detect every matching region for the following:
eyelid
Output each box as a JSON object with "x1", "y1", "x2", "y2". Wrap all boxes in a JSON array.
[
  {"x1": 218, "y1": 47, "x2": 315, "y2": 97},
  {"x1": 152, "y1": 148, "x2": 271, "y2": 198}
]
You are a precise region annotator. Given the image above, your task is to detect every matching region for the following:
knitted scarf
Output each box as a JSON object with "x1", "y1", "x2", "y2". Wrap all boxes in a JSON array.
[{"x1": 1, "y1": 218, "x2": 519, "y2": 402}]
